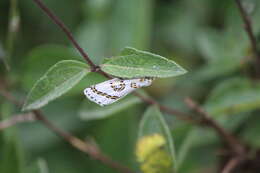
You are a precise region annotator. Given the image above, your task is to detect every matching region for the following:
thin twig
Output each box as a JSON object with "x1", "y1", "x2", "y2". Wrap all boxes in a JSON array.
[
  {"x1": 0, "y1": 113, "x2": 35, "y2": 130},
  {"x1": 235, "y1": 0, "x2": 259, "y2": 60},
  {"x1": 221, "y1": 157, "x2": 241, "y2": 173},
  {"x1": 33, "y1": 110, "x2": 135, "y2": 173},
  {"x1": 133, "y1": 92, "x2": 196, "y2": 123},
  {"x1": 184, "y1": 97, "x2": 246, "y2": 156},
  {"x1": 0, "y1": 88, "x2": 22, "y2": 106},
  {"x1": 32, "y1": 0, "x2": 97, "y2": 70}
]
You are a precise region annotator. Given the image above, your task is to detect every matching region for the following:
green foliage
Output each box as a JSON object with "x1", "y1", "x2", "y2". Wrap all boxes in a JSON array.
[
  {"x1": 192, "y1": 29, "x2": 248, "y2": 82},
  {"x1": 205, "y1": 77, "x2": 260, "y2": 116},
  {"x1": 101, "y1": 47, "x2": 187, "y2": 78},
  {"x1": 2, "y1": 0, "x2": 260, "y2": 173},
  {"x1": 22, "y1": 60, "x2": 90, "y2": 111}
]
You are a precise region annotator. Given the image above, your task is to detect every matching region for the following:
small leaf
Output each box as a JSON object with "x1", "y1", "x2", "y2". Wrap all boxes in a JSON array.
[
  {"x1": 22, "y1": 60, "x2": 90, "y2": 111},
  {"x1": 100, "y1": 47, "x2": 187, "y2": 78},
  {"x1": 137, "y1": 106, "x2": 177, "y2": 172},
  {"x1": 79, "y1": 96, "x2": 141, "y2": 121}
]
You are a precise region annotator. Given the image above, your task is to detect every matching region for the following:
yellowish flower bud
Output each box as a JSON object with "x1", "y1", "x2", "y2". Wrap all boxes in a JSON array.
[{"x1": 136, "y1": 133, "x2": 173, "y2": 173}]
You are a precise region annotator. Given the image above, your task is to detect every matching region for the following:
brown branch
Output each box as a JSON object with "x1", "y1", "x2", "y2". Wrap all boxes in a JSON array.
[
  {"x1": 184, "y1": 98, "x2": 246, "y2": 156},
  {"x1": 32, "y1": 0, "x2": 97, "y2": 71},
  {"x1": 33, "y1": 110, "x2": 135, "y2": 173},
  {"x1": 221, "y1": 157, "x2": 241, "y2": 173},
  {"x1": 133, "y1": 92, "x2": 196, "y2": 123},
  {"x1": 235, "y1": 0, "x2": 259, "y2": 60},
  {"x1": 0, "y1": 113, "x2": 35, "y2": 130},
  {"x1": 0, "y1": 89, "x2": 22, "y2": 106}
]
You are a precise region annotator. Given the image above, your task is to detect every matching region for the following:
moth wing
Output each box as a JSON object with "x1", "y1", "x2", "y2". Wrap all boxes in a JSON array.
[{"x1": 84, "y1": 78, "x2": 136, "y2": 106}]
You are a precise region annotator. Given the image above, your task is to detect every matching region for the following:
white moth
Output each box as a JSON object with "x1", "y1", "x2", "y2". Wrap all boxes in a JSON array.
[{"x1": 84, "y1": 77, "x2": 154, "y2": 106}]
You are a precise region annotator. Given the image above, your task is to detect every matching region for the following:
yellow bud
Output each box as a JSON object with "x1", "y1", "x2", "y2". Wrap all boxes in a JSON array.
[
  {"x1": 136, "y1": 133, "x2": 166, "y2": 162},
  {"x1": 135, "y1": 133, "x2": 173, "y2": 173},
  {"x1": 141, "y1": 149, "x2": 172, "y2": 173}
]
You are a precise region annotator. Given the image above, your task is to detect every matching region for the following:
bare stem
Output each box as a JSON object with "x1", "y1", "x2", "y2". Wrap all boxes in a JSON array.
[
  {"x1": 184, "y1": 98, "x2": 246, "y2": 156},
  {"x1": 0, "y1": 113, "x2": 35, "y2": 130},
  {"x1": 133, "y1": 92, "x2": 196, "y2": 123},
  {"x1": 32, "y1": 110, "x2": 135, "y2": 173},
  {"x1": 235, "y1": 0, "x2": 259, "y2": 61},
  {"x1": 221, "y1": 157, "x2": 242, "y2": 173},
  {"x1": 32, "y1": 0, "x2": 97, "y2": 70}
]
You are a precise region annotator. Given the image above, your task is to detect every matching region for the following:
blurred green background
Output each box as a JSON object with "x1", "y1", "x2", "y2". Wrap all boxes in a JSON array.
[{"x1": 1, "y1": 0, "x2": 260, "y2": 173}]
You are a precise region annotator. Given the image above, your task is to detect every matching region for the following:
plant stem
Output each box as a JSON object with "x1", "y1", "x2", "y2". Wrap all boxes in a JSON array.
[
  {"x1": 235, "y1": 0, "x2": 260, "y2": 76},
  {"x1": 33, "y1": 110, "x2": 136, "y2": 173},
  {"x1": 32, "y1": 0, "x2": 97, "y2": 71},
  {"x1": 0, "y1": 113, "x2": 35, "y2": 130},
  {"x1": 184, "y1": 98, "x2": 246, "y2": 156}
]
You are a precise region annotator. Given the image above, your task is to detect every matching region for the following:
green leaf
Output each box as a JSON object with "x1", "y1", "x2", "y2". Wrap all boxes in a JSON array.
[
  {"x1": 22, "y1": 60, "x2": 90, "y2": 111},
  {"x1": 100, "y1": 47, "x2": 187, "y2": 78},
  {"x1": 176, "y1": 129, "x2": 198, "y2": 169},
  {"x1": 138, "y1": 105, "x2": 177, "y2": 172},
  {"x1": 204, "y1": 77, "x2": 260, "y2": 116},
  {"x1": 194, "y1": 29, "x2": 248, "y2": 81},
  {"x1": 79, "y1": 96, "x2": 141, "y2": 121}
]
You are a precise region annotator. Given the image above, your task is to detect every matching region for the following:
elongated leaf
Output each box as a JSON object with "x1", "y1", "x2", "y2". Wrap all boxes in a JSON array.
[
  {"x1": 79, "y1": 96, "x2": 141, "y2": 121},
  {"x1": 100, "y1": 47, "x2": 187, "y2": 78},
  {"x1": 204, "y1": 77, "x2": 260, "y2": 116},
  {"x1": 22, "y1": 60, "x2": 90, "y2": 111},
  {"x1": 194, "y1": 29, "x2": 248, "y2": 82},
  {"x1": 138, "y1": 106, "x2": 177, "y2": 172}
]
